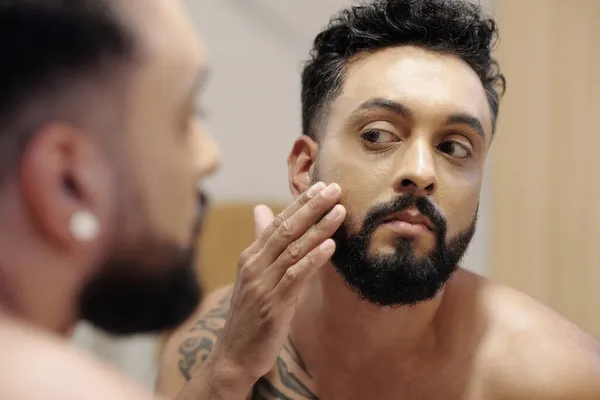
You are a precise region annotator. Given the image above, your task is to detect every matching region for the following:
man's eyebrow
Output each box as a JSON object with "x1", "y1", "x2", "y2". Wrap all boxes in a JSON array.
[
  {"x1": 353, "y1": 98, "x2": 414, "y2": 120},
  {"x1": 445, "y1": 113, "x2": 485, "y2": 138},
  {"x1": 354, "y1": 97, "x2": 486, "y2": 138}
]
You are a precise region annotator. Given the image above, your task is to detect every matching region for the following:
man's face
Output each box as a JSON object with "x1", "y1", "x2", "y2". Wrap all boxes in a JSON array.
[
  {"x1": 293, "y1": 46, "x2": 492, "y2": 306},
  {"x1": 80, "y1": 0, "x2": 221, "y2": 334}
]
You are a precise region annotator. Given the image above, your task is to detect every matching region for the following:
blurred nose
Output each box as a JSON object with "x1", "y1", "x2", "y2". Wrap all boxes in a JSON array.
[
  {"x1": 393, "y1": 137, "x2": 437, "y2": 197},
  {"x1": 191, "y1": 120, "x2": 222, "y2": 179}
]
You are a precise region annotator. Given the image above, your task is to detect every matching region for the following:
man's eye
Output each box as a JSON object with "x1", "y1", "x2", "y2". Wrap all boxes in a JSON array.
[
  {"x1": 361, "y1": 130, "x2": 398, "y2": 144},
  {"x1": 437, "y1": 141, "x2": 470, "y2": 158}
]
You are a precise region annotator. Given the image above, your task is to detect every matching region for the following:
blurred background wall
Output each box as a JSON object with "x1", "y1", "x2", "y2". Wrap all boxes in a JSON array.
[
  {"x1": 72, "y1": 0, "x2": 600, "y2": 390},
  {"x1": 490, "y1": 0, "x2": 600, "y2": 337}
]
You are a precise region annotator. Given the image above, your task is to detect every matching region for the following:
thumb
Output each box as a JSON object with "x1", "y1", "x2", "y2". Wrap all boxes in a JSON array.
[{"x1": 253, "y1": 205, "x2": 275, "y2": 239}]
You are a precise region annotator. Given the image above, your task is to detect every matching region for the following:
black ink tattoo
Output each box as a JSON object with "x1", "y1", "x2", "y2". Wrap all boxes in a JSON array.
[
  {"x1": 285, "y1": 339, "x2": 312, "y2": 378},
  {"x1": 275, "y1": 357, "x2": 319, "y2": 399},
  {"x1": 252, "y1": 377, "x2": 295, "y2": 400},
  {"x1": 177, "y1": 337, "x2": 214, "y2": 380},
  {"x1": 177, "y1": 289, "x2": 319, "y2": 399},
  {"x1": 251, "y1": 338, "x2": 319, "y2": 400},
  {"x1": 176, "y1": 289, "x2": 233, "y2": 381}
]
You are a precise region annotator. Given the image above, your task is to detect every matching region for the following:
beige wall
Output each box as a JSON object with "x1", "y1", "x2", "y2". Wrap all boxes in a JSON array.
[{"x1": 490, "y1": 0, "x2": 600, "y2": 337}]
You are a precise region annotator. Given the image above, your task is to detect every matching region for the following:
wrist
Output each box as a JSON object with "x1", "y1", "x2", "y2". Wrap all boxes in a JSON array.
[{"x1": 203, "y1": 348, "x2": 258, "y2": 397}]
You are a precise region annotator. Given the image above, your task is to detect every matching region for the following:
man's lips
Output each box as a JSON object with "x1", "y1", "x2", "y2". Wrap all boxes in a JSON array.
[{"x1": 381, "y1": 209, "x2": 435, "y2": 234}]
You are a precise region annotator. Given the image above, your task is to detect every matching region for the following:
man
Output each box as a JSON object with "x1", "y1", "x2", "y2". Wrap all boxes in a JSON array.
[
  {"x1": 0, "y1": 1, "x2": 346, "y2": 399},
  {"x1": 159, "y1": 0, "x2": 600, "y2": 399}
]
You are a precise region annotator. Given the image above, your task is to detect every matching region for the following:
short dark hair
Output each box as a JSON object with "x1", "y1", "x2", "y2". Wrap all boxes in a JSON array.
[
  {"x1": 301, "y1": 0, "x2": 506, "y2": 138},
  {"x1": 0, "y1": 0, "x2": 136, "y2": 183}
]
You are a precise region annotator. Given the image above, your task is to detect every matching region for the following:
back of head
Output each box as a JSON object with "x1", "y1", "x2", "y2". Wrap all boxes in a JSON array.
[
  {"x1": 0, "y1": 0, "x2": 135, "y2": 185},
  {"x1": 301, "y1": 0, "x2": 505, "y2": 138},
  {"x1": 0, "y1": 0, "x2": 207, "y2": 336}
]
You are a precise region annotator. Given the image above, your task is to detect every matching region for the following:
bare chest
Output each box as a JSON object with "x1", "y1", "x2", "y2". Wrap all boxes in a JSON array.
[{"x1": 248, "y1": 346, "x2": 487, "y2": 400}]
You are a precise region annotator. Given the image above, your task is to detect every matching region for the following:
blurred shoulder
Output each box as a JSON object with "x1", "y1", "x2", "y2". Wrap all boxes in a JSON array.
[{"x1": 0, "y1": 320, "x2": 154, "y2": 400}]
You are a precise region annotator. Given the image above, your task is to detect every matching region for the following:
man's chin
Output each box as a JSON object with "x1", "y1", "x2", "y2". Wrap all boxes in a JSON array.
[
  {"x1": 366, "y1": 244, "x2": 434, "y2": 262},
  {"x1": 331, "y1": 242, "x2": 459, "y2": 307},
  {"x1": 83, "y1": 281, "x2": 201, "y2": 335},
  {"x1": 335, "y1": 265, "x2": 456, "y2": 308},
  {"x1": 79, "y1": 248, "x2": 201, "y2": 335}
]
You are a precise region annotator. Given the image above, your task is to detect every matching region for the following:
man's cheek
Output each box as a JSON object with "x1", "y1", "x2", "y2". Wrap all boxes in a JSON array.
[{"x1": 335, "y1": 199, "x2": 365, "y2": 233}]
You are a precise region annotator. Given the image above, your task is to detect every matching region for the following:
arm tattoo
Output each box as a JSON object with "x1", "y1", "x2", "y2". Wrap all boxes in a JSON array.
[
  {"x1": 177, "y1": 289, "x2": 233, "y2": 381},
  {"x1": 177, "y1": 337, "x2": 214, "y2": 381},
  {"x1": 177, "y1": 290, "x2": 319, "y2": 399}
]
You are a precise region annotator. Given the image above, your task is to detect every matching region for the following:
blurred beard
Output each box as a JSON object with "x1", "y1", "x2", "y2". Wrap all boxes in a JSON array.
[{"x1": 78, "y1": 192, "x2": 209, "y2": 335}]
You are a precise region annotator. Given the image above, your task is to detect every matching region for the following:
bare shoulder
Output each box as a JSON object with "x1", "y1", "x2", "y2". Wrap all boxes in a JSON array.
[
  {"x1": 156, "y1": 284, "x2": 234, "y2": 397},
  {"x1": 0, "y1": 320, "x2": 156, "y2": 400},
  {"x1": 469, "y1": 273, "x2": 600, "y2": 399}
]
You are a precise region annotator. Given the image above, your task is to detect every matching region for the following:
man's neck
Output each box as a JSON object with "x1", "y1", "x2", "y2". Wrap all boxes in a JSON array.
[
  {"x1": 0, "y1": 292, "x2": 75, "y2": 337},
  {"x1": 292, "y1": 265, "x2": 451, "y2": 372},
  {"x1": 0, "y1": 194, "x2": 78, "y2": 336},
  {"x1": 0, "y1": 259, "x2": 77, "y2": 336}
]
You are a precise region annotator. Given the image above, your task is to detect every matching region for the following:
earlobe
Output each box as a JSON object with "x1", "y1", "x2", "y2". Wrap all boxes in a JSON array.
[{"x1": 288, "y1": 135, "x2": 319, "y2": 198}]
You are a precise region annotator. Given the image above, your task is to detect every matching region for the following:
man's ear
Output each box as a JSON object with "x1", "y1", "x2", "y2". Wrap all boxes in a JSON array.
[
  {"x1": 19, "y1": 122, "x2": 111, "y2": 250},
  {"x1": 288, "y1": 135, "x2": 318, "y2": 198}
]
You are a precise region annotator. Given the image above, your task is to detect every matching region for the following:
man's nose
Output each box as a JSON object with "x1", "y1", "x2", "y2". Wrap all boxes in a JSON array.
[{"x1": 392, "y1": 138, "x2": 438, "y2": 197}]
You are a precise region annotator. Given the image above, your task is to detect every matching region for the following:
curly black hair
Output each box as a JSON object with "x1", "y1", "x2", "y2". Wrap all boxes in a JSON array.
[{"x1": 301, "y1": 0, "x2": 506, "y2": 138}]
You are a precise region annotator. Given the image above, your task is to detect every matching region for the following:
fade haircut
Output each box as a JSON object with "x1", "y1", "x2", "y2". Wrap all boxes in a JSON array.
[
  {"x1": 301, "y1": 0, "x2": 506, "y2": 139},
  {"x1": 0, "y1": 0, "x2": 137, "y2": 185}
]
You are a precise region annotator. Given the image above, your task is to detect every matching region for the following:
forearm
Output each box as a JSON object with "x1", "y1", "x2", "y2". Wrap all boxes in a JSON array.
[{"x1": 175, "y1": 352, "x2": 256, "y2": 400}]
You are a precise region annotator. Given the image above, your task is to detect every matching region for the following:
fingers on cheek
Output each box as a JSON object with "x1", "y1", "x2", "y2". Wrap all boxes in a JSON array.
[{"x1": 275, "y1": 239, "x2": 335, "y2": 298}]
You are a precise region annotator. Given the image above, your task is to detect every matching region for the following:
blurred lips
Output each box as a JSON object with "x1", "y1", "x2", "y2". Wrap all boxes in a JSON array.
[{"x1": 193, "y1": 191, "x2": 209, "y2": 235}]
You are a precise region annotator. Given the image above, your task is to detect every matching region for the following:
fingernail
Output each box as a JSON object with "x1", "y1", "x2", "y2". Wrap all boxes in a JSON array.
[
  {"x1": 320, "y1": 239, "x2": 334, "y2": 251},
  {"x1": 326, "y1": 204, "x2": 343, "y2": 220},
  {"x1": 322, "y1": 183, "x2": 341, "y2": 198},
  {"x1": 307, "y1": 182, "x2": 325, "y2": 198}
]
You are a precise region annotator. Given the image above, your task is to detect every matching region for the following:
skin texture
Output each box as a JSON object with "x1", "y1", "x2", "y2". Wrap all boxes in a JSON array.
[{"x1": 158, "y1": 46, "x2": 600, "y2": 399}]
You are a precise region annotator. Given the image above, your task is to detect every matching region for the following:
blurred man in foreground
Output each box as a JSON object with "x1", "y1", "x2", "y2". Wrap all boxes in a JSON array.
[
  {"x1": 159, "y1": 0, "x2": 600, "y2": 399},
  {"x1": 0, "y1": 1, "x2": 345, "y2": 399}
]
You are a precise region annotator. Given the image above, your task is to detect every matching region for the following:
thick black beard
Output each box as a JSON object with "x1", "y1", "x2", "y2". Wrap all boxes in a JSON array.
[{"x1": 331, "y1": 194, "x2": 476, "y2": 307}]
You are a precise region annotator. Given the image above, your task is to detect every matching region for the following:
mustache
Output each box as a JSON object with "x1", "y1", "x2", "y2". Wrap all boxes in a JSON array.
[{"x1": 363, "y1": 194, "x2": 447, "y2": 236}]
